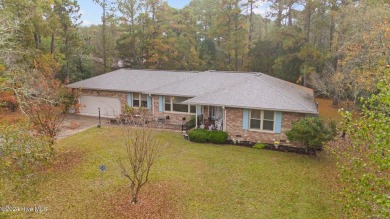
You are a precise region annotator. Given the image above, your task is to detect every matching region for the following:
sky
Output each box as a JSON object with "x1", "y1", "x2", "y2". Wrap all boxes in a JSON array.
[{"x1": 78, "y1": 0, "x2": 192, "y2": 26}]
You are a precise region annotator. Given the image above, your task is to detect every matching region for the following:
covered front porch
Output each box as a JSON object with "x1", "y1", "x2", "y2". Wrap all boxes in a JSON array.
[{"x1": 195, "y1": 105, "x2": 226, "y2": 131}]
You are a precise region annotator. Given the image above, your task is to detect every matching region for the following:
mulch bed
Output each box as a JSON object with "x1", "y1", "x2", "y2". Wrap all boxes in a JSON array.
[
  {"x1": 225, "y1": 140, "x2": 317, "y2": 155},
  {"x1": 109, "y1": 119, "x2": 189, "y2": 131},
  {"x1": 264, "y1": 144, "x2": 317, "y2": 155}
]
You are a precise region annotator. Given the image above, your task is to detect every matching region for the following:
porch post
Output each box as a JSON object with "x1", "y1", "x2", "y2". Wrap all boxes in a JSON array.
[
  {"x1": 151, "y1": 95, "x2": 154, "y2": 118},
  {"x1": 208, "y1": 106, "x2": 210, "y2": 120},
  {"x1": 195, "y1": 105, "x2": 198, "y2": 128},
  {"x1": 223, "y1": 106, "x2": 227, "y2": 131}
]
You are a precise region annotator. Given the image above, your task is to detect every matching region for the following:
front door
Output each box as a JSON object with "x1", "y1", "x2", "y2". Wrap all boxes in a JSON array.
[{"x1": 211, "y1": 106, "x2": 223, "y2": 120}]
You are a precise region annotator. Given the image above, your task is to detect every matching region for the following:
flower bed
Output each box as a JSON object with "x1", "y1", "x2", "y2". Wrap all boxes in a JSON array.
[{"x1": 226, "y1": 140, "x2": 316, "y2": 155}]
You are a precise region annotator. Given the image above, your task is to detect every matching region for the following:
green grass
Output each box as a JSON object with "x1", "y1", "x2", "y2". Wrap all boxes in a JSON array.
[{"x1": 1, "y1": 127, "x2": 342, "y2": 218}]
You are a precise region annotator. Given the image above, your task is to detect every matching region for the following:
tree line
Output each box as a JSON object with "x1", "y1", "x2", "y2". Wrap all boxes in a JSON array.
[
  {"x1": 91, "y1": 0, "x2": 389, "y2": 107},
  {"x1": 1, "y1": 0, "x2": 389, "y2": 106}
]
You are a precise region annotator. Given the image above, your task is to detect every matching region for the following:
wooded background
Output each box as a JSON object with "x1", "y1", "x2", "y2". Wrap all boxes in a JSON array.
[{"x1": 1, "y1": 0, "x2": 389, "y2": 105}]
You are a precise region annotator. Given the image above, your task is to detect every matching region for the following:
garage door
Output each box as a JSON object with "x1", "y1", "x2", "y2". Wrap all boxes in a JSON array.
[{"x1": 79, "y1": 96, "x2": 121, "y2": 118}]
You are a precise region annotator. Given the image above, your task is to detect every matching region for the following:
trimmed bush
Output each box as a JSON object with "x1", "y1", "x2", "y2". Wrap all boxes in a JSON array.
[
  {"x1": 286, "y1": 117, "x2": 337, "y2": 150},
  {"x1": 207, "y1": 131, "x2": 228, "y2": 144},
  {"x1": 253, "y1": 143, "x2": 266, "y2": 149},
  {"x1": 188, "y1": 129, "x2": 228, "y2": 144},
  {"x1": 188, "y1": 129, "x2": 209, "y2": 143}
]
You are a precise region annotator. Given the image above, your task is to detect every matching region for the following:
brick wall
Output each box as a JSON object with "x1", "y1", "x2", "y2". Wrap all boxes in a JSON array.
[
  {"x1": 225, "y1": 107, "x2": 305, "y2": 144},
  {"x1": 151, "y1": 95, "x2": 195, "y2": 124}
]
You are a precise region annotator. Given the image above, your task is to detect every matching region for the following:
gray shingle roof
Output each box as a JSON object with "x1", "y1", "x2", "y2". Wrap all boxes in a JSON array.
[
  {"x1": 149, "y1": 71, "x2": 254, "y2": 96},
  {"x1": 182, "y1": 73, "x2": 318, "y2": 114},
  {"x1": 67, "y1": 69, "x2": 196, "y2": 93},
  {"x1": 68, "y1": 69, "x2": 318, "y2": 114}
]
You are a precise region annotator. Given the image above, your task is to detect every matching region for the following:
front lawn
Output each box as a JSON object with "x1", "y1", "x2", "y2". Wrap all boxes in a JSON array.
[{"x1": 1, "y1": 127, "x2": 341, "y2": 218}]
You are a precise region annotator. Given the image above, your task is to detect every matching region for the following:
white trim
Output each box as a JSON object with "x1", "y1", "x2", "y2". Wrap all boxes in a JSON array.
[
  {"x1": 195, "y1": 105, "x2": 198, "y2": 128},
  {"x1": 152, "y1": 96, "x2": 155, "y2": 117},
  {"x1": 223, "y1": 106, "x2": 227, "y2": 132}
]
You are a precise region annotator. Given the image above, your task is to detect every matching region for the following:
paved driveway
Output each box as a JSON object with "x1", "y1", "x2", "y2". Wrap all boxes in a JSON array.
[{"x1": 57, "y1": 115, "x2": 109, "y2": 140}]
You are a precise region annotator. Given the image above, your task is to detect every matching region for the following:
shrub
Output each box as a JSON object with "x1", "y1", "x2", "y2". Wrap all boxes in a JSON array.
[
  {"x1": 207, "y1": 131, "x2": 228, "y2": 144},
  {"x1": 0, "y1": 123, "x2": 53, "y2": 197},
  {"x1": 253, "y1": 143, "x2": 267, "y2": 149},
  {"x1": 188, "y1": 129, "x2": 209, "y2": 143},
  {"x1": 286, "y1": 117, "x2": 337, "y2": 150},
  {"x1": 188, "y1": 115, "x2": 196, "y2": 128},
  {"x1": 188, "y1": 129, "x2": 228, "y2": 144},
  {"x1": 124, "y1": 105, "x2": 134, "y2": 115}
]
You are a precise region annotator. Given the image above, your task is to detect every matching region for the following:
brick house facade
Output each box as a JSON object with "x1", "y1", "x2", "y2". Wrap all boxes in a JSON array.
[
  {"x1": 75, "y1": 89, "x2": 306, "y2": 144},
  {"x1": 69, "y1": 70, "x2": 318, "y2": 146},
  {"x1": 150, "y1": 95, "x2": 195, "y2": 124},
  {"x1": 225, "y1": 108, "x2": 305, "y2": 144}
]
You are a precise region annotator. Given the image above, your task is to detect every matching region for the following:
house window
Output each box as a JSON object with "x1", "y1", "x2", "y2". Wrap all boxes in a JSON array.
[
  {"x1": 190, "y1": 105, "x2": 196, "y2": 114},
  {"x1": 250, "y1": 110, "x2": 261, "y2": 130},
  {"x1": 263, "y1": 111, "x2": 274, "y2": 130},
  {"x1": 164, "y1": 96, "x2": 171, "y2": 111},
  {"x1": 250, "y1": 110, "x2": 274, "y2": 131},
  {"x1": 172, "y1": 96, "x2": 189, "y2": 113},
  {"x1": 164, "y1": 96, "x2": 196, "y2": 114},
  {"x1": 133, "y1": 93, "x2": 148, "y2": 108}
]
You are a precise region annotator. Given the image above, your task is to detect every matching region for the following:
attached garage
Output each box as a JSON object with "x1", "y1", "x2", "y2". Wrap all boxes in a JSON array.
[{"x1": 79, "y1": 96, "x2": 122, "y2": 118}]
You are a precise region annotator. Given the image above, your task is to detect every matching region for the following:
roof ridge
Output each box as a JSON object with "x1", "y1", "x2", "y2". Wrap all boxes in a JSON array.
[
  {"x1": 67, "y1": 69, "x2": 123, "y2": 86},
  {"x1": 259, "y1": 73, "x2": 313, "y2": 93},
  {"x1": 145, "y1": 71, "x2": 200, "y2": 94},
  {"x1": 187, "y1": 74, "x2": 254, "y2": 99},
  {"x1": 124, "y1": 68, "x2": 200, "y2": 73},
  {"x1": 254, "y1": 75, "x2": 314, "y2": 111}
]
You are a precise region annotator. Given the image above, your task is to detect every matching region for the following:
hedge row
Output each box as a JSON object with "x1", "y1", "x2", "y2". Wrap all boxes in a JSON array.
[{"x1": 188, "y1": 129, "x2": 228, "y2": 144}]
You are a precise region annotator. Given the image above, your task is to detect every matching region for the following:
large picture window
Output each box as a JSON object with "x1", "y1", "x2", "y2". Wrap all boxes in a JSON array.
[
  {"x1": 250, "y1": 110, "x2": 275, "y2": 131},
  {"x1": 164, "y1": 96, "x2": 196, "y2": 114},
  {"x1": 133, "y1": 93, "x2": 147, "y2": 108}
]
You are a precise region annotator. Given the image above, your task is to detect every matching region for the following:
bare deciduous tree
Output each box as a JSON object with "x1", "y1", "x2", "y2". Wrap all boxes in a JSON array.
[
  {"x1": 118, "y1": 125, "x2": 157, "y2": 204},
  {"x1": 310, "y1": 62, "x2": 350, "y2": 107}
]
